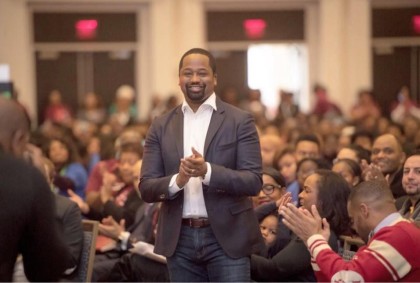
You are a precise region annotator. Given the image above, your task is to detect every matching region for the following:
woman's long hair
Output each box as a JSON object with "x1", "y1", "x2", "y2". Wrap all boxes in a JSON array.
[{"x1": 313, "y1": 169, "x2": 351, "y2": 236}]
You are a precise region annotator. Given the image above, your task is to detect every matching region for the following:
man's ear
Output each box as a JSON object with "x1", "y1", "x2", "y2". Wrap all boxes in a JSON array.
[
  {"x1": 10, "y1": 129, "x2": 27, "y2": 157},
  {"x1": 360, "y1": 203, "x2": 369, "y2": 218}
]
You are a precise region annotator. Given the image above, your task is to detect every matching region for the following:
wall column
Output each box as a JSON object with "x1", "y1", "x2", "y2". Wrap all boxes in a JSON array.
[{"x1": 317, "y1": 0, "x2": 371, "y2": 115}]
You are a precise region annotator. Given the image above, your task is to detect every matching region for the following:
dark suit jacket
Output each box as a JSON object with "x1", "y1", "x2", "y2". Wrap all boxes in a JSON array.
[
  {"x1": 0, "y1": 153, "x2": 71, "y2": 282},
  {"x1": 54, "y1": 194, "x2": 83, "y2": 277},
  {"x1": 140, "y1": 97, "x2": 264, "y2": 258}
]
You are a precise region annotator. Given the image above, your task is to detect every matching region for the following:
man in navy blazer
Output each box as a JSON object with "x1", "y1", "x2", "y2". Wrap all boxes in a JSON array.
[{"x1": 140, "y1": 48, "x2": 264, "y2": 281}]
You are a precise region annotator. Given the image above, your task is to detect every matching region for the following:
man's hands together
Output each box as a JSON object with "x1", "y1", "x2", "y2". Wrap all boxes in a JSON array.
[{"x1": 176, "y1": 147, "x2": 207, "y2": 188}]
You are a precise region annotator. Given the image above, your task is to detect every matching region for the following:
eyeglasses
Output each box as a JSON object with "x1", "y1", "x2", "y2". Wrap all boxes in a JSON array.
[{"x1": 262, "y1": 184, "x2": 282, "y2": 195}]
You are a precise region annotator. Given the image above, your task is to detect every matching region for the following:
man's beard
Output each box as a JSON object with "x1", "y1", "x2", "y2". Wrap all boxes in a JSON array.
[{"x1": 186, "y1": 83, "x2": 207, "y2": 102}]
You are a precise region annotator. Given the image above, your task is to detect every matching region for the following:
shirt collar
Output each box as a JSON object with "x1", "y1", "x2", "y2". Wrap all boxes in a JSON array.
[
  {"x1": 373, "y1": 212, "x2": 402, "y2": 234},
  {"x1": 181, "y1": 93, "x2": 217, "y2": 113}
]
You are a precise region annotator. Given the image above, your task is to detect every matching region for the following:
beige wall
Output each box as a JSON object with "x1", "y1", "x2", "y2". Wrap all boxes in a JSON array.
[
  {"x1": 0, "y1": 0, "x2": 374, "y2": 122},
  {"x1": 317, "y1": 0, "x2": 371, "y2": 116},
  {"x1": 0, "y1": 0, "x2": 36, "y2": 123}
]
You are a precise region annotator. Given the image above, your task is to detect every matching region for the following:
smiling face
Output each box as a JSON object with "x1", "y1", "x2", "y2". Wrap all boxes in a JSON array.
[
  {"x1": 118, "y1": 151, "x2": 141, "y2": 184},
  {"x1": 402, "y1": 155, "x2": 420, "y2": 197},
  {"x1": 256, "y1": 174, "x2": 284, "y2": 206},
  {"x1": 371, "y1": 134, "x2": 405, "y2": 175},
  {"x1": 48, "y1": 140, "x2": 69, "y2": 164},
  {"x1": 299, "y1": 173, "x2": 319, "y2": 211},
  {"x1": 179, "y1": 53, "x2": 217, "y2": 110}
]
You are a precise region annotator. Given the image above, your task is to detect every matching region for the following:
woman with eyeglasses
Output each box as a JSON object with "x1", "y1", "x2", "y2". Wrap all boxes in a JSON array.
[
  {"x1": 253, "y1": 167, "x2": 292, "y2": 258},
  {"x1": 251, "y1": 169, "x2": 351, "y2": 282},
  {"x1": 253, "y1": 167, "x2": 287, "y2": 207}
]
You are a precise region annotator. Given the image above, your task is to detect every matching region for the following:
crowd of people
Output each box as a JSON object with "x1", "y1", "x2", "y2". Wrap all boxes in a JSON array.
[{"x1": 1, "y1": 47, "x2": 420, "y2": 282}]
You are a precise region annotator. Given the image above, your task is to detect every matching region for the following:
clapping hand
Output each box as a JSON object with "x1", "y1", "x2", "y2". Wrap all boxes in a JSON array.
[
  {"x1": 276, "y1": 192, "x2": 292, "y2": 213},
  {"x1": 279, "y1": 204, "x2": 330, "y2": 245},
  {"x1": 98, "y1": 216, "x2": 125, "y2": 240},
  {"x1": 360, "y1": 160, "x2": 388, "y2": 182},
  {"x1": 177, "y1": 147, "x2": 207, "y2": 187}
]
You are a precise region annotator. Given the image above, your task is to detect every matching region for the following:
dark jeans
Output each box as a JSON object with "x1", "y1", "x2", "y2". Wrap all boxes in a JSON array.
[
  {"x1": 105, "y1": 253, "x2": 169, "y2": 282},
  {"x1": 167, "y1": 225, "x2": 250, "y2": 282}
]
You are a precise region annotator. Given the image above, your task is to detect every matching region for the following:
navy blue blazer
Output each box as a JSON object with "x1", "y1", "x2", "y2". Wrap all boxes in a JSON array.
[{"x1": 140, "y1": 97, "x2": 264, "y2": 258}]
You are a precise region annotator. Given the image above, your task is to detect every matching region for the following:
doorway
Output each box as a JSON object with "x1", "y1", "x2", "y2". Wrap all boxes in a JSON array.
[{"x1": 36, "y1": 50, "x2": 135, "y2": 124}]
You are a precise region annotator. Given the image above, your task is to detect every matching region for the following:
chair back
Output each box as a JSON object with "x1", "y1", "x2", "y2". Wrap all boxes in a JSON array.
[
  {"x1": 75, "y1": 220, "x2": 99, "y2": 282},
  {"x1": 339, "y1": 235, "x2": 364, "y2": 261}
]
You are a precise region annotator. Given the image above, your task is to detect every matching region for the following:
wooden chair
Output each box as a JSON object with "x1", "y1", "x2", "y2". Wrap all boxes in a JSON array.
[
  {"x1": 75, "y1": 220, "x2": 99, "y2": 282},
  {"x1": 339, "y1": 235, "x2": 364, "y2": 261}
]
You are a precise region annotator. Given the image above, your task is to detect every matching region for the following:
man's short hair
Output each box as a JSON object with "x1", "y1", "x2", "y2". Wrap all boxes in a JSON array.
[
  {"x1": 179, "y1": 48, "x2": 217, "y2": 75},
  {"x1": 295, "y1": 134, "x2": 321, "y2": 148},
  {"x1": 349, "y1": 180, "x2": 394, "y2": 207}
]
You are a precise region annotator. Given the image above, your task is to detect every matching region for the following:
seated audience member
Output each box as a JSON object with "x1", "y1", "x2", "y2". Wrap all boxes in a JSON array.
[
  {"x1": 399, "y1": 153, "x2": 420, "y2": 223},
  {"x1": 336, "y1": 144, "x2": 371, "y2": 165},
  {"x1": 311, "y1": 84, "x2": 342, "y2": 119},
  {"x1": 273, "y1": 146, "x2": 299, "y2": 205},
  {"x1": 332, "y1": 158, "x2": 362, "y2": 188},
  {"x1": 43, "y1": 136, "x2": 88, "y2": 199},
  {"x1": 253, "y1": 167, "x2": 287, "y2": 207},
  {"x1": 253, "y1": 168, "x2": 292, "y2": 256},
  {"x1": 84, "y1": 129, "x2": 143, "y2": 206},
  {"x1": 0, "y1": 97, "x2": 71, "y2": 281},
  {"x1": 371, "y1": 134, "x2": 406, "y2": 199},
  {"x1": 351, "y1": 130, "x2": 374, "y2": 152},
  {"x1": 14, "y1": 157, "x2": 84, "y2": 281},
  {"x1": 42, "y1": 89, "x2": 73, "y2": 127},
  {"x1": 281, "y1": 179, "x2": 420, "y2": 282},
  {"x1": 296, "y1": 157, "x2": 331, "y2": 194},
  {"x1": 91, "y1": 159, "x2": 161, "y2": 281},
  {"x1": 294, "y1": 134, "x2": 322, "y2": 162},
  {"x1": 77, "y1": 91, "x2": 107, "y2": 125},
  {"x1": 108, "y1": 85, "x2": 138, "y2": 132},
  {"x1": 69, "y1": 142, "x2": 143, "y2": 228},
  {"x1": 251, "y1": 170, "x2": 351, "y2": 282},
  {"x1": 349, "y1": 89, "x2": 381, "y2": 124},
  {"x1": 274, "y1": 90, "x2": 300, "y2": 123},
  {"x1": 259, "y1": 133, "x2": 284, "y2": 167},
  {"x1": 390, "y1": 85, "x2": 420, "y2": 125}
]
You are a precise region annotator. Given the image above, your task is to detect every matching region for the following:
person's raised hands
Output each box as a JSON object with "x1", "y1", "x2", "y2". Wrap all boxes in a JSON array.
[{"x1": 279, "y1": 204, "x2": 330, "y2": 245}]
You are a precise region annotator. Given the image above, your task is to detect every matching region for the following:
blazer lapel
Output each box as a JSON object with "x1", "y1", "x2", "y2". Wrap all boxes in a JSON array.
[
  {"x1": 204, "y1": 98, "x2": 225, "y2": 157},
  {"x1": 173, "y1": 106, "x2": 184, "y2": 158}
]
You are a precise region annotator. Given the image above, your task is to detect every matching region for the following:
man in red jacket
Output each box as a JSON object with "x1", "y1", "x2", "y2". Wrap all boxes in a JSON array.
[{"x1": 280, "y1": 179, "x2": 420, "y2": 282}]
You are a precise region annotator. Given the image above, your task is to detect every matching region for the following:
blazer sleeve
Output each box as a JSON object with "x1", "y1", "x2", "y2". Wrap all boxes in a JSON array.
[
  {"x1": 206, "y1": 112, "x2": 263, "y2": 197},
  {"x1": 22, "y1": 168, "x2": 72, "y2": 282},
  {"x1": 60, "y1": 199, "x2": 83, "y2": 272},
  {"x1": 139, "y1": 116, "x2": 176, "y2": 203}
]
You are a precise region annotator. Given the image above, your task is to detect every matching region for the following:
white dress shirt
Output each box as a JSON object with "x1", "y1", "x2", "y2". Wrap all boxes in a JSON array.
[{"x1": 168, "y1": 93, "x2": 216, "y2": 218}]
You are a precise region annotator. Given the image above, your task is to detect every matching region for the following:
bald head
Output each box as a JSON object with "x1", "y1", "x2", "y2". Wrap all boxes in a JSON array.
[{"x1": 0, "y1": 97, "x2": 29, "y2": 156}]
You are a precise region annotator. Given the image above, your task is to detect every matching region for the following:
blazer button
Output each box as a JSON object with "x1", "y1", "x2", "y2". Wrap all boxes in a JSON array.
[{"x1": 159, "y1": 194, "x2": 165, "y2": 199}]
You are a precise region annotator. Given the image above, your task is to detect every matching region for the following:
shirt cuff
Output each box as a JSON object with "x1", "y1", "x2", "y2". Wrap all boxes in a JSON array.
[
  {"x1": 202, "y1": 162, "x2": 211, "y2": 185},
  {"x1": 168, "y1": 174, "x2": 183, "y2": 197},
  {"x1": 307, "y1": 234, "x2": 331, "y2": 259},
  {"x1": 118, "y1": 231, "x2": 131, "y2": 251}
]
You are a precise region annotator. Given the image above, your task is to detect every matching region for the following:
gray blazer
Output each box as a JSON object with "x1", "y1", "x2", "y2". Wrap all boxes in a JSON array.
[{"x1": 140, "y1": 97, "x2": 264, "y2": 258}]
